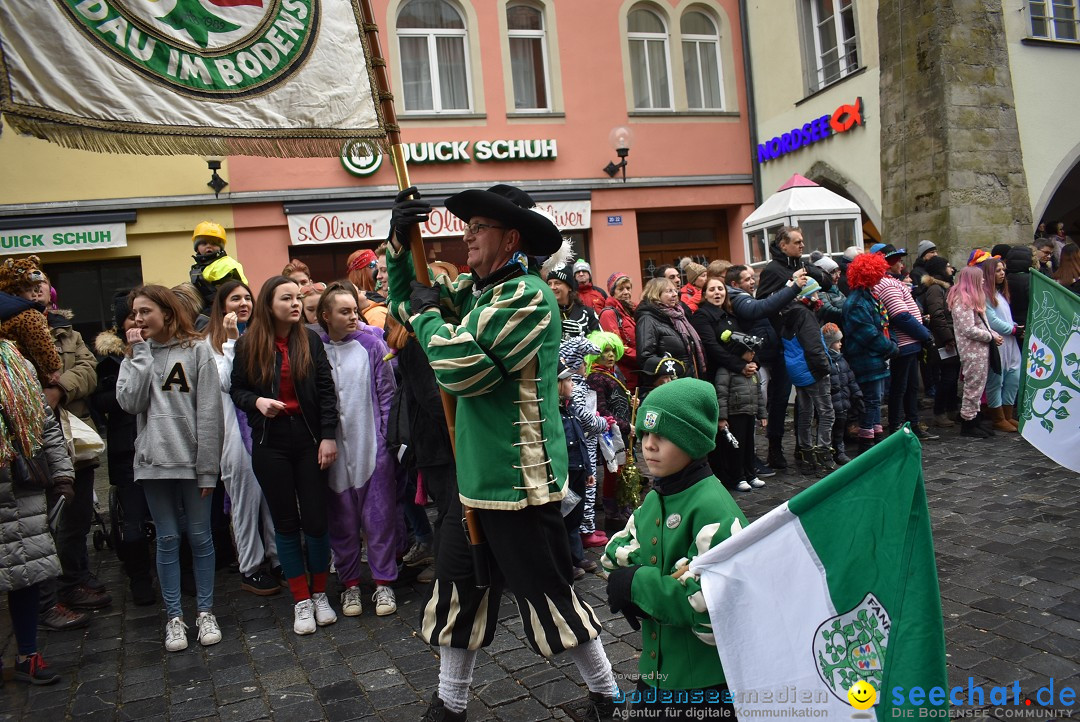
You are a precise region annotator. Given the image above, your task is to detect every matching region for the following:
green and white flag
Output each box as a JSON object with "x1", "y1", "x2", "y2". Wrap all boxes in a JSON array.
[
  {"x1": 1018, "y1": 271, "x2": 1080, "y2": 473},
  {"x1": 690, "y1": 428, "x2": 947, "y2": 720},
  {"x1": 0, "y1": 0, "x2": 385, "y2": 157}
]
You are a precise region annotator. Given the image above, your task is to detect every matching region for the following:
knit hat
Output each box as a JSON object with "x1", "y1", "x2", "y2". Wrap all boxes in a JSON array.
[
  {"x1": 843, "y1": 246, "x2": 861, "y2": 261},
  {"x1": 559, "y1": 336, "x2": 600, "y2": 373},
  {"x1": 917, "y1": 240, "x2": 937, "y2": 259},
  {"x1": 798, "y1": 277, "x2": 822, "y2": 298},
  {"x1": 111, "y1": 289, "x2": 133, "y2": 331},
  {"x1": 966, "y1": 249, "x2": 994, "y2": 267},
  {"x1": 813, "y1": 256, "x2": 839, "y2": 274},
  {"x1": 607, "y1": 271, "x2": 631, "y2": 295},
  {"x1": 546, "y1": 265, "x2": 577, "y2": 292},
  {"x1": 684, "y1": 262, "x2": 707, "y2": 286},
  {"x1": 635, "y1": 378, "x2": 718, "y2": 459},
  {"x1": 573, "y1": 259, "x2": 592, "y2": 275},
  {"x1": 822, "y1": 322, "x2": 843, "y2": 347},
  {"x1": 991, "y1": 243, "x2": 1012, "y2": 260}
]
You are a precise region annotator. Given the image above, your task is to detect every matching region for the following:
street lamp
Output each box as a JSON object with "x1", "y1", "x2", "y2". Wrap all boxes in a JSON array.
[
  {"x1": 204, "y1": 156, "x2": 228, "y2": 198},
  {"x1": 603, "y1": 126, "x2": 633, "y2": 182}
]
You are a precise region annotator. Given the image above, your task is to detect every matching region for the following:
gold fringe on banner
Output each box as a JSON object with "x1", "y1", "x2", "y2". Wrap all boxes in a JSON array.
[{"x1": 3, "y1": 114, "x2": 389, "y2": 159}]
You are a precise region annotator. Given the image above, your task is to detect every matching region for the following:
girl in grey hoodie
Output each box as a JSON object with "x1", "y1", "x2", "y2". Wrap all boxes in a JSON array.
[{"x1": 116, "y1": 285, "x2": 224, "y2": 653}]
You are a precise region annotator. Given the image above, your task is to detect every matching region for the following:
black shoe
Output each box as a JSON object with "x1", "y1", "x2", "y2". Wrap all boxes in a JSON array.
[
  {"x1": 834, "y1": 451, "x2": 852, "y2": 466},
  {"x1": 795, "y1": 448, "x2": 817, "y2": 475},
  {"x1": 572, "y1": 566, "x2": 586, "y2": 580},
  {"x1": 241, "y1": 571, "x2": 282, "y2": 596},
  {"x1": 814, "y1": 447, "x2": 837, "y2": 472},
  {"x1": 576, "y1": 558, "x2": 598, "y2": 573},
  {"x1": 60, "y1": 584, "x2": 112, "y2": 610},
  {"x1": 420, "y1": 693, "x2": 467, "y2": 722},
  {"x1": 130, "y1": 577, "x2": 156, "y2": 607},
  {"x1": 13, "y1": 653, "x2": 60, "y2": 685},
  {"x1": 38, "y1": 603, "x2": 90, "y2": 631},
  {"x1": 584, "y1": 691, "x2": 621, "y2": 721},
  {"x1": 270, "y1": 565, "x2": 288, "y2": 587},
  {"x1": 912, "y1": 424, "x2": 939, "y2": 441},
  {"x1": 973, "y1": 412, "x2": 996, "y2": 435},
  {"x1": 83, "y1": 575, "x2": 106, "y2": 592},
  {"x1": 766, "y1": 440, "x2": 787, "y2": 470},
  {"x1": 961, "y1": 418, "x2": 991, "y2": 438},
  {"x1": 753, "y1": 456, "x2": 776, "y2": 478}
]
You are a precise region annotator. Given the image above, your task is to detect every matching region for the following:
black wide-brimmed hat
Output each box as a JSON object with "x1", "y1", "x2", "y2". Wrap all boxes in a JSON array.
[{"x1": 445, "y1": 184, "x2": 563, "y2": 256}]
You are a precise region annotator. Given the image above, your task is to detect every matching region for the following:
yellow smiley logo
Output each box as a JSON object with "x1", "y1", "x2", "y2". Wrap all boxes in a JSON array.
[{"x1": 847, "y1": 680, "x2": 877, "y2": 710}]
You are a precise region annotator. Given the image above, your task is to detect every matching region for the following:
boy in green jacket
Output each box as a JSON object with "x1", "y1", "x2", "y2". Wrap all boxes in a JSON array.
[{"x1": 602, "y1": 377, "x2": 747, "y2": 719}]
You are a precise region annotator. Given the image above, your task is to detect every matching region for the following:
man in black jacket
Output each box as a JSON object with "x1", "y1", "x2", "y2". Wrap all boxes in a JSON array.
[{"x1": 754, "y1": 227, "x2": 816, "y2": 470}]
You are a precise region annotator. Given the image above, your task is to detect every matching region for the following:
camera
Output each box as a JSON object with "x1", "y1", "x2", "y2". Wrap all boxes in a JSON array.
[{"x1": 720, "y1": 329, "x2": 764, "y2": 352}]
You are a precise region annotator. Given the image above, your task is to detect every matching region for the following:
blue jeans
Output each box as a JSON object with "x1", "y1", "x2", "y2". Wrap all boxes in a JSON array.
[
  {"x1": 985, "y1": 367, "x2": 1020, "y2": 407},
  {"x1": 859, "y1": 378, "x2": 885, "y2": 431},
  {"x1": 143, "y1": 479, "x2": 215, "y2": 619}
]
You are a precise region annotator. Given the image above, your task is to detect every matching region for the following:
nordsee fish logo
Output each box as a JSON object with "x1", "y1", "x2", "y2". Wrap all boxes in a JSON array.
[
  {"x1": 814, "y1": 593, "x2": 890, "y2": 702},
  {"x1": 58, "y1": 0, "x2": 319, "y2": 98}
]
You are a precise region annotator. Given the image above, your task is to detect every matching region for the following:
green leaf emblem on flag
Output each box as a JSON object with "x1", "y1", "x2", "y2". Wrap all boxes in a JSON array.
[{"x1": 814, "y1": 593, "x2": 891, "y2": 701}]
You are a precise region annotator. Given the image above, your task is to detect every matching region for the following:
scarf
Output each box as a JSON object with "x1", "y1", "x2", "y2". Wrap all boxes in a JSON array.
[
  {"x1": 0, "y1": 341, "x2": 47, "y2": 464},
  {"x1": 659, "y1": 303, "x2": 706, "y2": 378}
]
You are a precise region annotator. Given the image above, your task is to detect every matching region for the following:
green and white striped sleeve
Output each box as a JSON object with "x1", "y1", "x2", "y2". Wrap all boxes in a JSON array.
[{"x1": 410, "y1": 277, "x2": 552, "y2": 397}]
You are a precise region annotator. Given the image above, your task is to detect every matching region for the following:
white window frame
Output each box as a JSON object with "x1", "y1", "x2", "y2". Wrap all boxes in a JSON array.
[
  {"x1": 681, "y1": 10, "x2": 725, "y2": 111},
  {"x1": 397, "y1": 0, "x2": 473, "y2": 113},
  {"x1": 807, "y1": 0, "x2": 859, "y2": 91},
  {"x1": 506, "y1": 3, "x2": 551, "y2": 111},
  {"x1": 1028, "y1": 0, "x2": 1080, "y2": 41},
  {"x1": 628, "y1": 7, "x2": 674, "y2": 110}
]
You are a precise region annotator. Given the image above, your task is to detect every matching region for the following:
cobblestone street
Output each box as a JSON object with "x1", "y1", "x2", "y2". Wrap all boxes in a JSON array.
[{"x1": 0, "y1": 427, "x2": 1077, "y2": 721}]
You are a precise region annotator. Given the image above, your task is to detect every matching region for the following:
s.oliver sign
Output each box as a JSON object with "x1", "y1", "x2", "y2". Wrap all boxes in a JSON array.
[
  {"x1": 0, "y1": 222, "x2": 128, "y2": 256},
  {"x1": 289, "y1": 200, "x2": 590, "y2": 245}
]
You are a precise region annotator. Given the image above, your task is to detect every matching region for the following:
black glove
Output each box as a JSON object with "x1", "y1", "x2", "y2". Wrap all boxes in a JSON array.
[
  {"x1": 52, "y1": 478, "x2": 74, "y2": 501},
  {"x1": 409, "y1": 281, "x2": 441, "y2": 316},
  {"x1": 389, "y1": 186, "x2": 432, "y2": 244},
  {"x1": 606, "y1": 565, "x2": 646, "y2": 631}
]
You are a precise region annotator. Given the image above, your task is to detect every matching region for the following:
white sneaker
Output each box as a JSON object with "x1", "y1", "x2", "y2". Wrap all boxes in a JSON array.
[
  {"x1": 749, "y1": 477, "x2": 765, "y2": 489},
  {"x1": 372, "y1": 585, "x2": 397, "y2": 616},
  {"x1": 736, "y1": 480, "x2": 753, "y2": 492},
  {"x1": 196, "y1": 611, "x2": 221, "y2": 646},
  {"x1": 293, "y1": 599, "x2": 316, "y2": 635},
  {"x1": 401, "y1": 540, "x2": 434, "y2": 567},
  {"x1": 340, "y1": 587, "x2": 363, "y2": 617},
  {"x1": 312, "y1": 592, "x2": 337, "y2": 626},
  {"x1": 164, "y1": 616, "x2": 188, "y2": 652}
]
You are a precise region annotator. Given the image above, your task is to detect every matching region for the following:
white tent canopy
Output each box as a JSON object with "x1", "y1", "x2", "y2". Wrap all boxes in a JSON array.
[{"x1": 742, "y1": 174, "x2": 863, "y2": 265}]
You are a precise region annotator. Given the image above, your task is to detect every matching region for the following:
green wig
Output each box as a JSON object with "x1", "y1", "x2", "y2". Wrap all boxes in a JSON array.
[{"x1": 585, "y1": 330, "x2": 624, "y2": 371}]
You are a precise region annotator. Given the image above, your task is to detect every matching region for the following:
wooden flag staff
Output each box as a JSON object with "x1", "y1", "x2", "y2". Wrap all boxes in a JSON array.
[{"x1": 357, "y1": 0, "x2": 489, "y2": 588}]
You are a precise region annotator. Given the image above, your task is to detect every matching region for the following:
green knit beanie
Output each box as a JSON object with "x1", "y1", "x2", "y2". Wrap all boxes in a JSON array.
[{"x1": 636, "y1": 378, "x2": 718, "y2": 459}]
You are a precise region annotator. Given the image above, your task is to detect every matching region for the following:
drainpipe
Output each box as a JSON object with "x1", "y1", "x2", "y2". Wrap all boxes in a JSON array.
[{"x1": 739, "y1": 0, "x2": 762, "y2": 207}]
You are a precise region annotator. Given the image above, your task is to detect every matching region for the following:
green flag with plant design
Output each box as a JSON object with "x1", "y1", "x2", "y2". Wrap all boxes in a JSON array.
[{"x1": 1018, "y1": 271, "x2": 1080, "y2": 473}]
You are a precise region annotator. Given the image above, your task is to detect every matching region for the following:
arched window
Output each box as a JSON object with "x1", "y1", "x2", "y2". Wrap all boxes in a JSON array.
[
  {"x1": 507, "y1": 4, "x2": 550, "y2": 110},
  {"x1": 681, "y1": 10, "x2": 724, "y2": 110},
  {"x1": 397, "y1": 0, "x2": 471, "y2": 112},
  {"x1": 628, "y1": 6, "x2": 671, "y2": 110}
]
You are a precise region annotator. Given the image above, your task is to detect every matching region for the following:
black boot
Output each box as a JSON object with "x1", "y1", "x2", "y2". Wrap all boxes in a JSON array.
[
  {"x1": 973, "y1": 412, "x2": 995, "y2": 435},
  {"x1": 961, "y1": 418, "x2": 991, "y2": 438},
  {"x1": 814, "y1": 447, "x2": 837, "y2": 472},
  {"x1": 795, "y1": 447, "x2": 817, "y2": 475},
  {"x1": 766, "y1": 438, "x2": 788, "y2": 470},
  {"x1": 858, "y1": 435, "x2": 876, "y2": 454},
  {"x1": 420, "y1": 693, "x2": 467, "y2": 722}
]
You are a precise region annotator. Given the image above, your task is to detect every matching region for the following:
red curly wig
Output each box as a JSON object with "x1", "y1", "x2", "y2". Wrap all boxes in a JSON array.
[{"x1": 846, "y1": 252, "x2": 889, "y2": 290}]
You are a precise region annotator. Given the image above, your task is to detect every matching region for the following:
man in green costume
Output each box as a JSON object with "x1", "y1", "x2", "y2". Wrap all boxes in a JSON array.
[{"x1": 387, "y1": 185, "x2": 617, "y2": 722}]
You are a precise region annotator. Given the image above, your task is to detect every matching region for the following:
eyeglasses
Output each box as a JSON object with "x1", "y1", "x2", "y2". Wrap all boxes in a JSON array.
[{"x1": 465, "y1": 222, "x2": 505, "y2": 235}]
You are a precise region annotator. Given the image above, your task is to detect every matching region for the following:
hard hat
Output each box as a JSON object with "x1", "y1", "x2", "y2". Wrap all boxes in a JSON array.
[{"x1": 192, "y1": 221, "x2": 227, "y2": 246}]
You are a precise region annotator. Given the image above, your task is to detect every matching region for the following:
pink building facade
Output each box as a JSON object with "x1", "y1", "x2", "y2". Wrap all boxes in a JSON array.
[{"x1": 229, "y1": 0, "x2": 755, "y2": 294}]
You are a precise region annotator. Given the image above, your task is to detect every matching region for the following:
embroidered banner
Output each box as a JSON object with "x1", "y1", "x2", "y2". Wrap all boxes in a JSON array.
[{"x1": 0, "y1": 0, "x2": 385, "y2": 157}]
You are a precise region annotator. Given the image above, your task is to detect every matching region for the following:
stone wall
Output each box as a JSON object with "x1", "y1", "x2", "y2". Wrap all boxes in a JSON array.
[{"x1": 878, "y1": 0, "x2": 1032, "y2": 262}]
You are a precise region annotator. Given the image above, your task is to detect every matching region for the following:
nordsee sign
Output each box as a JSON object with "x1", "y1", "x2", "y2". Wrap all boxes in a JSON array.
[
  {"x1": 756, "y1": 97, "x2": 865, "y2": 164},
  {"x1": 0, "y1": 222, "x2": 128, "y2": 255}
]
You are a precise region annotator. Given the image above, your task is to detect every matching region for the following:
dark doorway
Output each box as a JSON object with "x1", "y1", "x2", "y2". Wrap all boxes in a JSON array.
[{"x1": 41, "y1": 258, "x2": 144, "y2": 342}]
